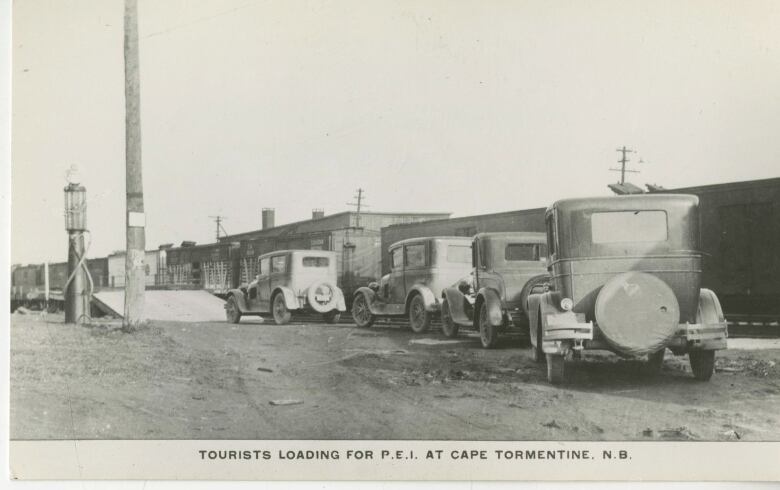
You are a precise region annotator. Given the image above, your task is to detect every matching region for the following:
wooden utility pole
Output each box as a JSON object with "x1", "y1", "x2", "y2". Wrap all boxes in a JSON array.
[
  {"x1": 123, "y1": 0, "x2": 146, "y2": 329},
  {"x1": 610, "y1": 146, "x2": 638, "y2": 184},
  {"x1": 347, "y1": 188, "x2": 367, "y2": 229}
]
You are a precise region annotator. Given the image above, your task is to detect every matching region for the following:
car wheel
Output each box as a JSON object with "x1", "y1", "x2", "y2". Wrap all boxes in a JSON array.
[
  {"x1": 351, "y1": 293, "x2": 375, "y2": 328},
  {"x1": 478, "y1": 303, "x2": 499, "y2": 349},
  {"x1": 689, "y1": 350, "x2": 716, "y2": 381},
  {"x1": 225, "y1": 296, "x2": 241, "y2": 324},
  {"x1": 644, "y1": 348, "x2": 665, "y2": 375},
  {"x1": 408, "y1": 295, "x2": 431, "y2": 333},
  {"x1": 323, "y1": 311, "x2": 341, "y2": 324},
  {"x1": 440, "y1": 299, "x2": 459, "y2": 338},
  {"x1": 531, "y1": 312, "x2": 545, "y2": 363},
  {"x1": 272, "y1": 293, "x2": 291, "y2": 325},
  {"x1": 546, "y1": 354, "x2": 566, "y2": 384}
]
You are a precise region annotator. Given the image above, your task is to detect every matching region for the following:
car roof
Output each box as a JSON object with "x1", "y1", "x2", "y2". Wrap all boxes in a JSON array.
[
  {"x1": 474, "y1": 231, "x2": 546, "y2": 243},
  {"x1": 388, "y1": 236, "x2": 472, "y2": 249},
  {"x1": 551, "y1": 194, "x2": 698, "y2": 215},
  {"x1": 257, "y1": 249, "x2": 336, "y2": 259}
]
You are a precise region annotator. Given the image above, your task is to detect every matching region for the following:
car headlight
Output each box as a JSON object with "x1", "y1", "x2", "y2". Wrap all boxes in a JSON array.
[{"x1": 560, "y1": 297, "x2": 573, "y2": 311}]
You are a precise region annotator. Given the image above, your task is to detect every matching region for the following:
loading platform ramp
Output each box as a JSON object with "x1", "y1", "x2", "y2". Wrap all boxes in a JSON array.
[{"x1": 92, "y1": 290, "x2": 226, "y2": 322}]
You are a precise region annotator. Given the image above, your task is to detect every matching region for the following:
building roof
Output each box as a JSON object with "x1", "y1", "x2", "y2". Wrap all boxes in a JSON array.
[{"x1": 219, "y1": 210, "x2": 451, "y2": 242}]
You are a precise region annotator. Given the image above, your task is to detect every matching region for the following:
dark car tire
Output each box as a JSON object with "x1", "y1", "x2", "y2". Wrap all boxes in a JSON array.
[
  {"x1": 478, "y1": 303, "x2": 499, "y2": 349},
  {"x1": 644, "y1": 348, "x2": 666, "y2": 375},
  {"x1": 440, "y1": 299, "x2": 459, "y2": 338},
  {"x1": 323, "y1": 311, "x2": 341, "y2": 324},
  {"x1": 225, "y1": 296, "x2": 241, "y2": 324},
  {"x1": 408, "y1": 295, "x2": 431, "y2": 334},
  {"x1": 689, "y1": 350, "x2": 716, "y2": 381},
  {"x1": 272, "y1": 293, "x2": 292, "y2": 325},
  {"x1": 351, "y1": 293, "x2": 375, "y2": 328},
  {"x1": 546, "y1": 354, "x2": 566, "y2": 384}
]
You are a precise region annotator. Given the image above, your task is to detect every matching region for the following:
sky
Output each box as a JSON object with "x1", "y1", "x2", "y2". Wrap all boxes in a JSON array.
[{"x1": 10, "y1": 0, "x2": 780, "y2": 264}]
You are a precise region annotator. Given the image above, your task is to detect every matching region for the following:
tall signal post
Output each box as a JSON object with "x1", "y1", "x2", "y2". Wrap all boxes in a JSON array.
[
  {"x1": 209, "y1": 215, "x2": 229, "y2": 240},
  {"x1": 610, "y1": 146, "x2": 639, "y2": 184},
  {"x1": 347, "y1": 188, "x2": 368, "y2": 229},
  {"x1": 123, "y1": 0, "x2": 146, "y2": 329}
]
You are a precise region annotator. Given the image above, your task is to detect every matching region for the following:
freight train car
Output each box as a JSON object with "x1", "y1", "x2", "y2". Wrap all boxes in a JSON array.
[
  {"x1": 10, "y1": 258, "x2": 109, "y2": 312},
  {"x1": 651, "y1": 177, "x2": 780, "y2": 332}
]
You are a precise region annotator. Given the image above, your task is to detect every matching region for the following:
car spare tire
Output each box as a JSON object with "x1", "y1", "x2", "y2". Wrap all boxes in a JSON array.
[
  {"x1": 307, "y1": 282, "x2": 339, "y2": 313},
  {"x1": 594, "y1": 271, "x2": 680, "y2": 357}
]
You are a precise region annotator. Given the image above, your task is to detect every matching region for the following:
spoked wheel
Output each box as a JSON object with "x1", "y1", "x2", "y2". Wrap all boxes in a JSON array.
[
  {"x1": 440, "y1": 299, "x2": 459, "y2": 338},
  {"x1": 531, "y1": 313, "x2": 545, "y2": 363},
  {"x1": 225, "y1": 296, "x2": 242, "y2": 324},
  {"x1": 478, "y1": 303, "x2": 499, "y2": 349},
  {"x1": 689, "y1": 350, "x2": 716, "y2": 381},
  {"x1": 546, "y1": 354, "x2": 566, "y2": 384},
  {"x1": 323, "y1": 311, "x2": 341, "y2": 324},
  {"x1": 644, "y1": 348, "x2": 666, "y2": 376},
  {"x1": 272, "y1": 293, "x2": 291, "y2": 325},
  {"x1": 408, "y1": 295, "x2": 431, "y2": 333},
  {"x1": 351, "y1": 293, "x2": 375, "y2": 328}
]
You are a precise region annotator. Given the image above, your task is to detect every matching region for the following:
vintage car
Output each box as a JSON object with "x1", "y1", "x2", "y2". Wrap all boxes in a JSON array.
[
  {"x1": 527, "y1": 194, "x2": 728, "y2": 384},
  {"x1": 224, "y1": 249, "x2": 346, "y2": 325},
  {"x1": 351, "y1": 237, "x2": 473, "y2": 332},
  {"x1": 440, "y1": 232, "x2": 550, "y2": 348}
]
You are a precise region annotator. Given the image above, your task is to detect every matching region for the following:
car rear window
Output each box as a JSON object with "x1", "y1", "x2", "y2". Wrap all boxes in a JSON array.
[
  {"x1": 446, "y1": 245, "x2": 472, "y2": 263},
  {"x1": 591, "y1": 210, "x2": 668, "y2": 244},
  {"x1": 302, "y1": 257, "x2": 329, "y2": 267},
  {"x1": 505, "y1": 243, "x2": 543, "y2": 261}
]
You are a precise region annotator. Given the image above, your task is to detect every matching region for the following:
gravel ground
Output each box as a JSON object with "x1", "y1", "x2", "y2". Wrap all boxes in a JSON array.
[{"x1": 10, "y1": 312, "x2": 780, "y2": 441}]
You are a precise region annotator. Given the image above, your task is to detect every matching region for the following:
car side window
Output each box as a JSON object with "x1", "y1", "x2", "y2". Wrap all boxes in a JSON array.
[
  {"x1": 546, "y1": 213, "x2": 557, "y2": 260},
  {"x1": 390, "y1": 247, "x2": 403, "y2": 270},
  {"x1": 405, "y1": 244, "x2": 427, "y2": 268},
  {"x1": 271, "y1": 255, "x2": 287, "y2": 274},
  {"x1": 259, "y1": 258, "x2": 269, "y2": 276}
]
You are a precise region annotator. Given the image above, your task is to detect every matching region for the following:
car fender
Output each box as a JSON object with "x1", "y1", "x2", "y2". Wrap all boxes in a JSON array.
[
  {"x1": 353, "y1": 287, "x2": 381, "y2": 314},
  {"x1": 527, "y1": 292, "x2": 543, "y2": 347},
  {"x1": 333, "y1": 287, "x2": 347, "y2": 312},
  {"x1": 442, "y1": 287, "x2": 471, "y2": 325},
  {"x1": 273, "y1": 286, "x2": 301, "y2": 310},
  {"x1": 476, "y1": 287, "x2": 504, "y2": 327},
  {"x1": 406, "y1": 285, "x2": 438, "y2": 312},
  {"x1": 226, "y1": 288, "x2": 248, "y2": 313}
]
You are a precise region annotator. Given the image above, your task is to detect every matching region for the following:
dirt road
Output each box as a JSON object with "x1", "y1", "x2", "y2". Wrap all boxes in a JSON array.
[{"x1": 10, "y1": 313, "x2": 780, "y2": 441}]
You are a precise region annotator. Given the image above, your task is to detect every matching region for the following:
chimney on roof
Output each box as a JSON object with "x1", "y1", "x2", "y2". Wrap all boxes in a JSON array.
[
  {"x1": 312, "y1": 208, "x2": 325, "y2": 220},
  {"x1": 262, "y1": 208, "x2": 275, "y2": 229}
]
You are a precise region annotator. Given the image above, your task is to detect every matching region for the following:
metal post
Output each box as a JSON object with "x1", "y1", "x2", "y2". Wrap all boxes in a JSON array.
[{"x1": 65, "y1": 233, "x2": 86, "y2": 323}]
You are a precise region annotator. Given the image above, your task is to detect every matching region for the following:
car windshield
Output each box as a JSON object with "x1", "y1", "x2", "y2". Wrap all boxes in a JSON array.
[
  {"x1": 446, "y1": 245, "x2": 471, "y2": 263},
  {"x1": 302, "y1": 256, "x2": 329, "y2": 267},
  {"x1": 591, "y1": 210, "x2": 668, "y2": 244}
]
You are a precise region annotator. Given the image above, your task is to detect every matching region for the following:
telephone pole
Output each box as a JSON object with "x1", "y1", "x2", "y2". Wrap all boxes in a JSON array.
[
  {"x1": 209, "y1": 215, "x2": 229, "y2": 240},
  {"x1": 123, "y1": 0, "x2": 146, "y2": 329},
  {"x1": 610, "y1": 146, "x2": 639, "y2": 184},
  {"x1": 347, "y1": 188, "x2": 368, "y2": 229}
]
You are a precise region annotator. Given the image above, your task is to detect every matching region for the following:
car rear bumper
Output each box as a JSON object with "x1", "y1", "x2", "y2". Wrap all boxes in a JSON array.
[{"x1": 669, "y1": 321, "x2": 728, "y2": 351}]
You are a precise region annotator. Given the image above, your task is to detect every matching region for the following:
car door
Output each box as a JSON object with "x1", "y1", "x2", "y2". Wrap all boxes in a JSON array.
[
  {"x1": 268, "y1": 253, "x2": 289, "y2": 305},
  {"x1": 386, "y1": 246, "x2": 406, "y2": 304},
  {"x1": 403, "y1": 241, "x2": 428, "y2": 293},
  {"x1": 255, "y1": 256, "x2": 272, "y2": 310}
]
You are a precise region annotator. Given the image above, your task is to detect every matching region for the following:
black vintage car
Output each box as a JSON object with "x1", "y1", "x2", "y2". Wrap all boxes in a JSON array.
[{"x1": 528, "y1": 194, "x2": 728, "y2": 384}]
